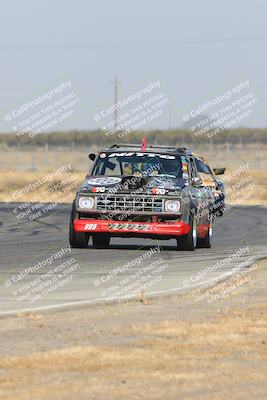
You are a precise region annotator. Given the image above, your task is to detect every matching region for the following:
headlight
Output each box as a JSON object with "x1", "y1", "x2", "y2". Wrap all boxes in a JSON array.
[
  {"x1": 165, "y1": 200, "x2": 181, "y2": 213},
  {"x1": 78, "y1": 196, "x2": 94, "y2": 209}
]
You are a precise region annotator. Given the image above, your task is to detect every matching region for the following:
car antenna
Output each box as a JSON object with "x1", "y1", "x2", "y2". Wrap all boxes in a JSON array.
[{"x1": 141, "y1": 137, "x2": 147, "y2": 151}]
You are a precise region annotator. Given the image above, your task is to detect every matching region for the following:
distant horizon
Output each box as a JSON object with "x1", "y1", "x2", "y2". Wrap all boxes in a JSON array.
[
  {"x1": 1, "y1": 125, "x2": 267, "y2": 135},
  {"x1": 1, "y1": 0, "x2": 267, "y2": 133}
]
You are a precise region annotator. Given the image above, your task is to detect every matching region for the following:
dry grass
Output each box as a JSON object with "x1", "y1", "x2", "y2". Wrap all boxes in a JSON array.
[
  {"x1": 0, "y1": 171, "x2": 84, "y2": 203},
  {"x1": 225, "y1": 170, "x2": 267, "y2": 204},
  {"x1": 0, "y1": 303, "x2": 266, "y2": 400},
  {"x1": 0, "y1": 146, "x2": 97, "y2": 172},
  {"x1": 0, "y1": 169, "x2": 265, "y2": 204},
  {"x1": 0, "y1": 260, "x2": 266, "y2": 400}
]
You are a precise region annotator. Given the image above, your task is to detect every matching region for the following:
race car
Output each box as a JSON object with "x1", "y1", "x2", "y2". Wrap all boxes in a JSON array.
[
  {"x1": 193, "y1": 154, "x2": 226, "y2": 216},
  {"x1": 69, "y1": 142, "x2": 214, "y2": 250}
]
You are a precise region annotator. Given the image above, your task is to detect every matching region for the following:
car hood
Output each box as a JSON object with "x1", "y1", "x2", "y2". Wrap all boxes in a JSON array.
[
  {"x1": 146, "y1": 176, "x2": 186, "y2": 190},
  {"x1": 80, "y1": 175, "x2": 186, "y2": 192}
]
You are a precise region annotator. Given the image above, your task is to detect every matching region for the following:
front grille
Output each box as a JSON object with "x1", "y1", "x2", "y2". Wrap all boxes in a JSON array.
[{"x1": 96, "y1": 195, "x2": 163, "y2": 213}]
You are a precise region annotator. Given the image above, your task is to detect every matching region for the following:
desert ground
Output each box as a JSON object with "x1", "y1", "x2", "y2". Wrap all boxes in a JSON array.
[{"x1": 0, "y1": 259, "x2": 266, "y2": 400}]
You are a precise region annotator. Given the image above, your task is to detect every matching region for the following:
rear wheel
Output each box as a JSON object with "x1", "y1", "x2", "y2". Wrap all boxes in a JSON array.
[
  {"x1": 177, "y1": 215, "x2": 197, "y2": 251},
  {"x1": 69, "y1": 217, "x2": 89, "y2": 249},
  {"x1": 197, "y1": 218, "x2": 213, "y2": 248},
  {"x1": 92, "y1": 234, "x2": 110, "y2": 249}
]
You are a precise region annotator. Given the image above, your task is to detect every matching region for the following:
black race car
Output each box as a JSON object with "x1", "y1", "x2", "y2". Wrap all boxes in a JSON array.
[{"x1": 69, "y1": 143, "x2": 214, "y2": 250}]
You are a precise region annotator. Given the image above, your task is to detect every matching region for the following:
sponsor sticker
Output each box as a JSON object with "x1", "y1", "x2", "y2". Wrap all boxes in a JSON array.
[
  {"x1": 109, "y1": 223, "x2": 150, "y2": 231},
  {"x1": 92, "y1": 187, "x2": 106, "y2": 193},
  {"x1": 108, "y1": 152, "x2": 175, "y2": 160},
  {"x1": 87, "y1": 177, "x2": 121, "y2": 186}
]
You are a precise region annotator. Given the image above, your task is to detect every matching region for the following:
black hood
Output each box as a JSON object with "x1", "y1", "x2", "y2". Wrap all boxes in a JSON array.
[
  {"x1": 80, "y1": 175, "x2": 186, "y2": 192},
  {"x1": 146, "y1": 176, "x2": 186, "y2": 190}
]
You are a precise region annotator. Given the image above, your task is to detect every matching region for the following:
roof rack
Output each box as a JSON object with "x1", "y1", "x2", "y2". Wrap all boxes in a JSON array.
[
  {"x1": 110, "y1": 143, "x2": 141, "y2": 148},
  {"x1": 110, "y1": 143, "x2": 189, "y2": 151},
  {"x1": 148, "y1": 144, "x2": 188, "y2": 152}
]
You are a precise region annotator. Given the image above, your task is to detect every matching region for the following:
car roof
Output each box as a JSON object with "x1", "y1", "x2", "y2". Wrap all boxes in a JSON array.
[{"x1": 99, "y1": 143, "x2": 193, "y2": 156}]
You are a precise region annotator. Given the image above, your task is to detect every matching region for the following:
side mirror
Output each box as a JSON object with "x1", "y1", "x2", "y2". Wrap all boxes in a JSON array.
[
  {"x1": 213, "y1": 168, "x2": 226, "y2": 175},
  {"x1": 89, "y1": 153, "x2": 96, "y2": 162},
  {"x1": 192, "y1": 176, "x2": 202, "y2": 186}
]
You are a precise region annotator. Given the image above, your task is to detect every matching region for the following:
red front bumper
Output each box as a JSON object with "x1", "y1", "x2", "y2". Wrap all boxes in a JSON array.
[{"x1": 74, "y1": 219, "x2": 191, "y2": 236}]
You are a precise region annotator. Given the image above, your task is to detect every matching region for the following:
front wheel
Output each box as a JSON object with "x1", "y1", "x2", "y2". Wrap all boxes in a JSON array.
[
  {"x1": 92, "y1": 234, "x2": 110, "y2": 249},
  {"x1": 177, "y1": 216, "x2": 197, "y2": 251},
  {"x1": 69, "y1": 218, "x2": 89, "y2": 248}
]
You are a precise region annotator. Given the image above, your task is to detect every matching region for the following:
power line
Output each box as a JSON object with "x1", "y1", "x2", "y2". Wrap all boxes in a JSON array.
[{"x1": 2, "y1": 35, "x2": 267, "y2": 51}]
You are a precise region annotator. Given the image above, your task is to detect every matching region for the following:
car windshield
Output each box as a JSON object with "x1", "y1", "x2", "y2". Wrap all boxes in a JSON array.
[{"x1": 93, "y1": 153, "x2": 184, "y2": 178}]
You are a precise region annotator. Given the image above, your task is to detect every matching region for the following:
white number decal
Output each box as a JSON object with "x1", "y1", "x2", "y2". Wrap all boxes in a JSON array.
[
  {"x1": 95, "y1": 187, "x2": 105, "y2": 192},
  {"x1": 84, "y1": 223, "x2": 97, "y2": 230}
]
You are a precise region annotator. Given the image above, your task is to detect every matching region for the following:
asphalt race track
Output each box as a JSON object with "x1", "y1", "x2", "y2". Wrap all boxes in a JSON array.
[{"x1": 0, "y1": 203, "x2": 266, "y2": 315}]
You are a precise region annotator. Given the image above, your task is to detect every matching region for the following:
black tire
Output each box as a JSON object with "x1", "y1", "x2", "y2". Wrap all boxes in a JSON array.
[
  {"x1": 92, "y1": 234, "x2": 110, "y2": 249},
  {"x1": 177, "y1": 215, "x2": 197, "y2": 251},
  {"x1": 196, "y1": 218, "x2": 213, "y2": 248},
  {"x1": 69, "y1": 217, "x2": 89, "y2": 249}
]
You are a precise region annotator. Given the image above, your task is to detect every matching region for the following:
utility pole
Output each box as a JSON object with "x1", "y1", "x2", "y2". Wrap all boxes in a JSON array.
[{"x1": 110, "y1": 75, "x2": 122, "y2": 130}]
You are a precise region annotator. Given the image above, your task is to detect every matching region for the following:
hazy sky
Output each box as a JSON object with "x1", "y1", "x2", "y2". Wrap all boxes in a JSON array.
[{"x1": 0, "y1": 0, "x2": 267, "y2": 132}]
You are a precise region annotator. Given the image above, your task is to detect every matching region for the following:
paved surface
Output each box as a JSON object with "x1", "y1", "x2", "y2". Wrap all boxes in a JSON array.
[{"x1": 0, "y1": 203, "x2": 266, "y2": 315}]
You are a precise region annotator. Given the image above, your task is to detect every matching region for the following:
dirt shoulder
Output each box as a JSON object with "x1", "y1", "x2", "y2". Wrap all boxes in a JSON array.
[{"x1": 0, "y1": 260, "x2": 267, "y2": 400}]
